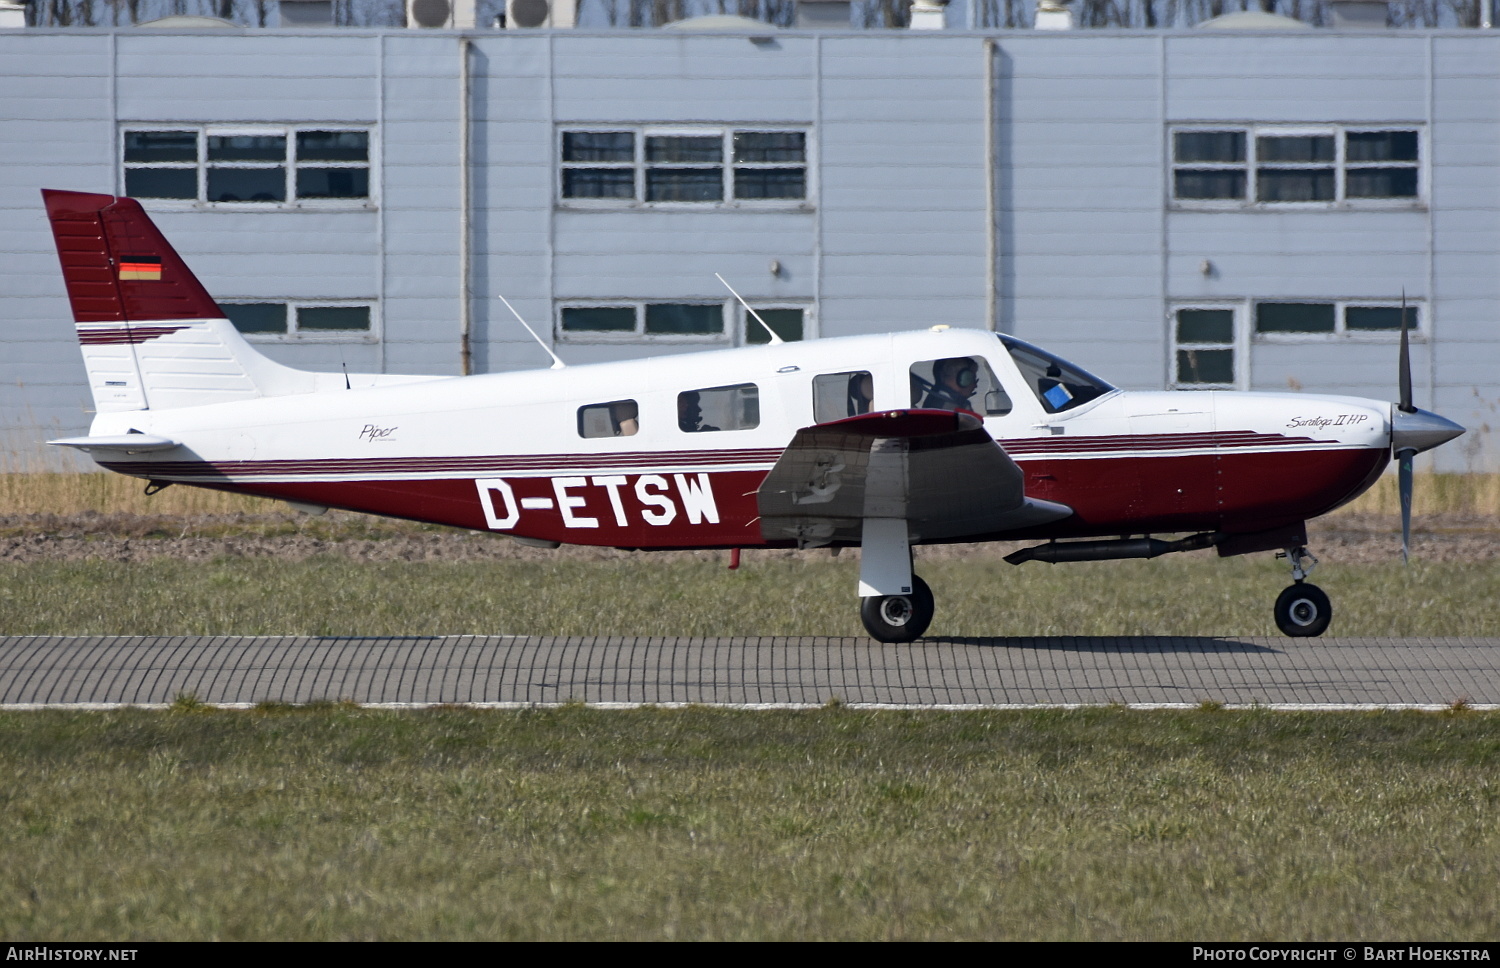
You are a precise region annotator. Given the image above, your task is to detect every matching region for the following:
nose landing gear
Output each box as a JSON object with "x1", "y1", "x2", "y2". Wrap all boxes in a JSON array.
[{"x1": 1274, "y1": 545, "x2": 1331, "y2": 637}]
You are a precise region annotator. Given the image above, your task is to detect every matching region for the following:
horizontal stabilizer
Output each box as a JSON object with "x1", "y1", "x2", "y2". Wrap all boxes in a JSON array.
[
  {"x1": 48, "y1": 434, "x2": 181, "y2": 454},
  {"x1": 757, "y1": 410, "x2": 1072, "y2": 548}
]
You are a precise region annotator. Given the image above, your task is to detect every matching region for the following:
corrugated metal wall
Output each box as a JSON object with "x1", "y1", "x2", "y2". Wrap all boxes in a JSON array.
[{"x1": 1, "y1": 27, "x2": 1496, "y2": 471}]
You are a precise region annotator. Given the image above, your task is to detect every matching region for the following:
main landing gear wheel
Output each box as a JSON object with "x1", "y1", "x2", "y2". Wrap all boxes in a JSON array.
[
  {"x1": 1274, "y1": 582, "x2": 1332, "y2": 638},
  {"x1": 860, "y1": 575, "x2": 934, "y2": 643}
]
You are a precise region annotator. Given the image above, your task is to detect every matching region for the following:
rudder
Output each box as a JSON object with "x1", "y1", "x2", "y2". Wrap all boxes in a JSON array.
[{"x1": 44, "y1": 188, "x2": 275, "y2": 412}]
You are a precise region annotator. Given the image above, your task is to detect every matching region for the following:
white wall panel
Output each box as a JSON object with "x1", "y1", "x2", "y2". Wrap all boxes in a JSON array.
[{"x1": 4, "y1": 28, "x2": 1500, "y2": 468}]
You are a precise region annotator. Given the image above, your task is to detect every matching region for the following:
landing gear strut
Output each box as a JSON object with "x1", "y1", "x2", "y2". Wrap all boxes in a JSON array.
[
  {"x1": 1274, "y1": 545, "x2": 1331, "y2": 637},
  {"x1": 857, "y1": 517, "x2": 934, "y2": 643}
]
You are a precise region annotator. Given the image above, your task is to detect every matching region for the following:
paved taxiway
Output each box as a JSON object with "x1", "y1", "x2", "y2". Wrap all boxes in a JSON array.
[{"x1": 2, "y1": 635, "x2": 1498, "y2": 708}]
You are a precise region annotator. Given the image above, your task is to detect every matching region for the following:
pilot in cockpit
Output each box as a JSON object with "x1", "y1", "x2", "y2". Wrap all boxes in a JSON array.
[{"x1": 922, "y1": 357, "x2": 979, "y2": 412}]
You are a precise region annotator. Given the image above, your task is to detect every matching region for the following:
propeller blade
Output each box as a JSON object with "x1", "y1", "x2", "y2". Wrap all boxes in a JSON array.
[
  {"x1": 1398, "y1": 449, "x2": 1414, "y2": 565},
  {"x1": 1398, "y1": 293, "x2": 1415, "y2": 414}
]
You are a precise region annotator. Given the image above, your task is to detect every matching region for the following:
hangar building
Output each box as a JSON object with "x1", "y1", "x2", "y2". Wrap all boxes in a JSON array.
[{"x1": 2, "y1": 14, "x2": 1496, "y2": 470}]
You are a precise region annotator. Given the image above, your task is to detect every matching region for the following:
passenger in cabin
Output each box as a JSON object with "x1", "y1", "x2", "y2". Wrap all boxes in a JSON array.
[
  {"x1": 923, "y1": 357, "x2": 979, "y2": 412},
  {"x1": 677, "y1": 391, "x2": 719, "y2": 433},
  {"x1": 612, "y1": 400, "x2": 639, "y2": 437},
  {"x1": 847, "y1": 373, "x2": 874, "y2": 416}
]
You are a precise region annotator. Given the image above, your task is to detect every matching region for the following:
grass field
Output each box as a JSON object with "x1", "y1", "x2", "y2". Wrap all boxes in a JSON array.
[
  {"x1": 1, "y1": 705, "x2": 1497, "y2": 941},
  {"x1": 3, "y1": 474, "x2": 1497, "y2": 941},
  {"x1": 2, "y1": 555, "x2": 1499, "y2": 637}
]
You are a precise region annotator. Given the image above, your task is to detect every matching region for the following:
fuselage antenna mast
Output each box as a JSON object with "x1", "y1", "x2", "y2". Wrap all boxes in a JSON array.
[
  {"x1": 496, "y1": 294, "x2": 566, "y2": 369},
  {"x1": 716, "y1": 273, "x2": 783, "y2": 346}
]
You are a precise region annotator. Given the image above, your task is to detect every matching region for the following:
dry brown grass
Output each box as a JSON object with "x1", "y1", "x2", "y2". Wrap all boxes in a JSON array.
[
  {"x1": 0, "y1": 472, "x2": 276, "y2": 516},
  {"x1": 1336, "y1": 472, "x2": 1500, "y2": 517}
]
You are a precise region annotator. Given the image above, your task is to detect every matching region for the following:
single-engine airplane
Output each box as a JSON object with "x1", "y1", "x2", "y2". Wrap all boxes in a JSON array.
[{"x1": 40, "y1": 189, "x2": 1466, "y2": 641}]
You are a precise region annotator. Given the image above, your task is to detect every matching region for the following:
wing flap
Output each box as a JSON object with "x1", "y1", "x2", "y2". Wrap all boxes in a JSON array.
[{"x1": 757, "y1": 410, "x2": 1071, "y2": 547}]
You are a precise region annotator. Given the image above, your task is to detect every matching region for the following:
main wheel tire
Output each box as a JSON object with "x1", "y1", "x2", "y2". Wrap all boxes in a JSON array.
[
  {"x1": 860, "y1": 575, "x2": 935, "y2": 643},
  {"x1": 1274, "y1": 582, "x2": 1332, "y2": 637}
]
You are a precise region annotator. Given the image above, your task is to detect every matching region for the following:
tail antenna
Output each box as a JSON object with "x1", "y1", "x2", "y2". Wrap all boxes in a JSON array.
[
  {"x1": 715, "y1": 273, "x2": 783, "y2": 346},
  {"x1": 496, "y1": 294, "x2": 566, "y2": 370}
]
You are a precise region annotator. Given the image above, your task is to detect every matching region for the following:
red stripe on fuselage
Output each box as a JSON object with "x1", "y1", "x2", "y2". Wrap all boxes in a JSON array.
[
  {"x1": 105, "y1": 448, "x2": 788, "y2": 480},
  {"x1": 98, "y1": 430, "x2": 1342, "y2": 482},
  {"x1": 103, "y1": 440, "x2": 1388, "y2": 550}
]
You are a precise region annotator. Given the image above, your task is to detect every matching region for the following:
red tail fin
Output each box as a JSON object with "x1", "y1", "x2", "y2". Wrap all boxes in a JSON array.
[{"x1": 42, "y1": 189, "x2": 223, "y2": 323}]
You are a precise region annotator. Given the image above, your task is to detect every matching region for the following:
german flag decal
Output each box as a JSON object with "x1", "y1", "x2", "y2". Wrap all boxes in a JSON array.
[{"x1": 118, "y1": 255, "x2": 162, "y2": 281}]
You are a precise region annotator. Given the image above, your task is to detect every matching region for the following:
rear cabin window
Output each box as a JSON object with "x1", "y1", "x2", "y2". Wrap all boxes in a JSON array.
[
  {"x1": 812, "y1": 371, "x2": 874, "y2": 423},
  {"x1": 909, "y1": 356, "x2": 1012, "y2": 416},
  {"x1": 679, "y1": 384, "x2": 759, "y2": 433},
  {"x1": 578, "y1": 400, "x2": 639, "y2": 438}
]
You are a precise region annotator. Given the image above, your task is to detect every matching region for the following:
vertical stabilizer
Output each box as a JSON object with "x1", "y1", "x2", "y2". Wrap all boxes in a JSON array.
[{"x1": 44, "y1": 189, "x2": 280, "y2": 411}]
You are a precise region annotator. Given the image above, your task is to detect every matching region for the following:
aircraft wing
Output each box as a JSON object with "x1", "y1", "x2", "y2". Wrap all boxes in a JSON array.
[{"x1": 756, "y1": 409, "x2": 1072, "y2": 548}]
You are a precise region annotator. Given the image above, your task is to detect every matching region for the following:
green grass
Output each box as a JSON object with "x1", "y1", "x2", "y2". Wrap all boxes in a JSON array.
[
  {"x1": 2, "y1": 555, "x2": 1499, "y2": 637},
  {"x1": 1, "y1": 705, "x2": 1497, "y2": 940}
]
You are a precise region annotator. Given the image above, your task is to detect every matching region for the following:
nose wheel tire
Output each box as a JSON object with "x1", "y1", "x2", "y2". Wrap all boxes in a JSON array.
[
  {"x1": 860, "y1": 575, "x2": 934, "y2": 643},
  {"x1": 1274, "y1": 582, "x2": 1332, "y2": 638}
]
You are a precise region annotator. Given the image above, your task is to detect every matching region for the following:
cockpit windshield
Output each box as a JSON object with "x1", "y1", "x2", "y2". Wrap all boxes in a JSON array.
[{"x1": 999, "y1": 335, "x2": 1116, "y2": 414}]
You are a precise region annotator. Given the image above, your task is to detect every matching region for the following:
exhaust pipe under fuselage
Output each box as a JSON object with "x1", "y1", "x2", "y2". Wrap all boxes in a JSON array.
[{"x1": 1005, "y1": 532, "x2": 1222, "y2": 565}]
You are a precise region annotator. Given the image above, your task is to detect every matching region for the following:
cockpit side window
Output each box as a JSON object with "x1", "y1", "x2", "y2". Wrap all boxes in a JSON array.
[
  {"x1": 999, "y1": 336, "x2": 1115, "y2": 414},
  {"x1": 813, "y1": 371, "x2": 874, "y2": 423},
  {"x1": 578, "y1": 399, "x2": 639, "y2": 438},
  {"x1": 908, "y1": 356, "x2": 1012, "y2": 416},
  {"x1": 678, "y1": 383, "x2": 759, "y2": 433}
]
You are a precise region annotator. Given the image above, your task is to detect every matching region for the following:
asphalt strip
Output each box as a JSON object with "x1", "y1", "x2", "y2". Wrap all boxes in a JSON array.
[{"x1": 1, "y1": 701, "x2": 1496, "y2": 712}]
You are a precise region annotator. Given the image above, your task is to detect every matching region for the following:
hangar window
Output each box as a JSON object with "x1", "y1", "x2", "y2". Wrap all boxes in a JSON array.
[
  {"x1": 1171, "y1": 305, "x2": 1242, "y2": 390},
  {"x1": 1169, "y1": 298, "x2": 1421, "y2": 389},
  {"x1": 558, "y1": 301, "x2": 810, "y2": 345},
  {"x1": 222, "y1": 301, "x2": 375, "y2": 341},
  {"x1": 558, "y1": 302, "x2": 726, "y2": 342},
  {"x1": 743, "y1": 307, "x2": 806, "y2": 344},
  {"x1": 559, "y1": 126, "x2": 809, "y2": 207},
  {"x1": 122, "y1": 125, "x2": 372, "y2": 207},
  {"x1": 1255, "y1": 300, "x2": 1420, "y2": 338},
  {"x1": 1171, "y1": 125, "x2": 1420, "y2": 208}
]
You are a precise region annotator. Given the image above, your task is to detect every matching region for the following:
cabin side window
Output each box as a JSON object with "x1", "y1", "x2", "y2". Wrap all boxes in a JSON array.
[
  {"x1": 678, "y1": 384, "x2": 759, "y2": 433},
  {"x1": 812, "y1": 371, "x2": 874, "y2": 423},
  {"x1": 577, "y1": 400, "x2": 640, "y2": 438},
  {"x1": 908, "y1": 357, "x2": 1012, "y2": 416}
]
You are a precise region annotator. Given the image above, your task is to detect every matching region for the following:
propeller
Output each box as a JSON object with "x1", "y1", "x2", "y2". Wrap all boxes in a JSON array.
[
  {"x1": 1397, "y1": 296, "x2": 1415, "y2": 564},
  {"x1": 1388, "y1": 294, "x2": 1465, "y2": 564}
]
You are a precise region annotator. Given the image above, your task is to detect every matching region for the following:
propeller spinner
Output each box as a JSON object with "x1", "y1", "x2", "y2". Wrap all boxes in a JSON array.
[{"x1": 1389, "y1": 300, "x2": 1465, "y2": 562}]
